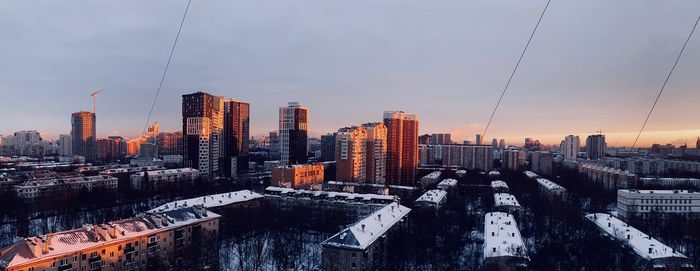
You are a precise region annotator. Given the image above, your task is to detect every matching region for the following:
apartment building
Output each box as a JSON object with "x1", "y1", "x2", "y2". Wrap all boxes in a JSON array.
[
  {"x1": 129, "y1": 168, "x2": 200, "y2": 190},
  {"x1": 14, "y1": 175, "x2": 118, "y2": 199},
  {"x1": 616, "y1": 189, "x2": 700, "y2": 219}
]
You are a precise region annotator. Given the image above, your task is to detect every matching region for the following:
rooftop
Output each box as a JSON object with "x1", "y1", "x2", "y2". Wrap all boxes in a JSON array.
[
  {"x1": 15, "y1": 175, "x2": 117, "y2": 188},
  {"x1": 415, "y1": 189, "x2": 447, "y2": 204},
  {"x1": 491, "y1": 180, "x2": 509, "y2": 189},
  {"x1": 483, "y1": 212, "x2": 528, "y2": 259},
  {"x1": 0, "y1": 206, "x2": 219, "y2": 269},
  {"x1": 617, "y1": 189, "x2": 698, "y2": 195},
  {"x1": 265, "y1": 186, "x2": 397, "y2": 202},
  {"x1": 585, "y1": 213, "x2": 686, "y2": 260},
  {"x1": 322, "y1": 202, "x2": 410, "y2": 250},
  {"x1": 132, "y1": 168, "x2": 198, "y2": 177},
  {"x1": 536, "y1": 178, "x2": 566, "y2": 191},
  {"x1": 421, "y1": 171, "x2": 441, "y2": 180},
  {"x1": 488, "y1": 171, "x2": 501, "y2": 177},
  {"x1": 494, "y1": 193, "x2": 521, "y2": 208},
  {"x1": 150, "y1": 190, "x2": 264, "y2": 212},
  {"x1": 438, "y1": 178, "x2": 458, "y2": 187},
  {"x1": 524, "y1": 171, "x2": 539, "y2": 179}
]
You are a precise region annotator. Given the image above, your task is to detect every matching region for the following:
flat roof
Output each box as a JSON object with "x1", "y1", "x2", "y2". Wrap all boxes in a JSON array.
[
  {"x1": 491, "y1": 180, "x2": 509, "y2": 189},
  {"x1": 150, "y1": 190, "x2": 264, "y2": 212},
  {"x1": 483, "y1": 212, "x2": 528, "y2": 259},
  {"x1": 618, "y1": 189, "x2": 698, "y2": 195},
  {"x1": 494, "y1": 193, "x2": 521, "y2": 208},
  {"x1": 585, "y1": 213, "x2": 686, "y2": 260},
  {"x1": 415, "y1": 189, "x2": 447, "y2": 204},
  {"x1": 421, "y1": 171, "x2": 441, "y2": 180},
  {"x1": 524, "y1": 171, "x2": 539, "y2": 179},
  {"x1": 265, "y1": 186, "x2": 397, "y2": 201},
  {"x1": 536, "y1": 178, "x2": 565, "y2": 191},
  {"x1": 438, "y1": 178, "x2": 458, "y2": 187},
  {"x1": 321, "y1": 202, "x2": 410, "y2": 250}
]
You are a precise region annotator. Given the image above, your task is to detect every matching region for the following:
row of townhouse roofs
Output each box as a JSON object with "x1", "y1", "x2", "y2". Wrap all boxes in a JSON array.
[
  {"x1": 3, "y1": 167, "x2": 200, "y2": 199},
  {"x1": 0, "y1": 187, "x2": 411, "y2": 271}
]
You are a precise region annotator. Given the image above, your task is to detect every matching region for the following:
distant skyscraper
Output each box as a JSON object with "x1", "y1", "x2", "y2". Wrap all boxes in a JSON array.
[
  {"x1": 182, "y1": 91, "x2": 224, "y2": 180},
  {"x1": 147, "y1": 122, "x2": 160, "y2": 138},
  {"x1": 563, "y1": 135, "x2": 580, "y2": 161},
  {"x1": 279, "y1": 102, "x2": 309, "y2": 165},
  {"x1": 336, "y1": 126, "x2": 367, "y2": 182},
  {"x1": 363, "y1": 122, "x2": 388, "y2": 184},
  {"x1": 320, "y1": 133, "x2": 337, "y2": 162},
  {"x1": 475, "y1": 134, "x2": 482, "y2": 145},
  {"x1": 492, "y1": 138, "x2": 498, "y2": 148},
  {"x1": 58, "y1": 134, "x2": 72, "y2": 157},
  {"x1": 418, "y1": 134, "x2": 432, "y2": 145},
  {"x1": 384, "y1": 111, "x2": 419, "y2": 186},
  {"x1": 156, "y1": 131, "x2": 183, "y2": 156},
  {"x1": 586, "y1": 134, "x2": 606, "y2": 160},
  {"x1": 531, "y1": 151, "x2": 553, "y2": 176},
  {"x1": 499, "y1": 139, "x2": 506, "y2": 149},
  {"x1": 222, "y1": 99, "x2": 250, "y2": 177},
  {"x1": 71, "y1": 111, "x2": 96, "y2": 162},
  {"x1": 431, "y1": 133, "x2": 451, "y2": 145},
  {"x1": 696, "y1": 137, "x2": 699, "y2": 149}
]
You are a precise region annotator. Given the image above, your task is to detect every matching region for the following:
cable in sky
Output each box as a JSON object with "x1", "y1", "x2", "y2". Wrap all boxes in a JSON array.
[
  {"x1": 632, "y1": 16, "x2": 699, "y2": 148},
  {"x1": 481, "y1": 0, "x2": 551, "y2": 141},
  {"x1": 142, "y1": 0, "x2": 193, "y2": 135}
]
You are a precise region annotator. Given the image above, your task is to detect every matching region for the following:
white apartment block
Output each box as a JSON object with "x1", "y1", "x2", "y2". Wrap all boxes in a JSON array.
[{"x1": 617, "y1": 189, "x2": 700, "y2": 219}]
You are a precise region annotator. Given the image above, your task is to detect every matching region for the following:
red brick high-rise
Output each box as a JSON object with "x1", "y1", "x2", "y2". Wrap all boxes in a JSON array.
[{"x1": 383, "y1": 111, "x2": 419, "y2": 186}]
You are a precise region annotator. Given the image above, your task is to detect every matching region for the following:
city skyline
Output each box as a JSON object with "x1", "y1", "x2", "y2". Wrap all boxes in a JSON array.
[{"x1": 1, "y1": 1, "x2": 699, "y2": 147}]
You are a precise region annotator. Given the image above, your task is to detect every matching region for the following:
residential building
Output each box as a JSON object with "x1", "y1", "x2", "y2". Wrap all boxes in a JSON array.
[
  {"x1": 586, "y1": 134, "x2": 606, "y2": 160},
  {"x1": 58, "y1": 134, "x2": 72, "y2": 157},
  {"x1": 414, "y1": 189, "x2": 447, "y2": 209},
  {"x1": 362, "y1": 123, "x2": 387, "y2": 184},
  {"x1": 499, "y1": 139, "x2": 506, "y2": 149},
  {"x1": 336, "y1": 126, "x2": 367, "y2": 182},
  {"x1": 14, "y1": 175, "x2": 118, "y2": 200},
  {"x1": 71, "y1": 112, "x2": 97, "y2": 162},
  {"x1": 494, "y1": 193, "x2": 521, "y2": 212},
  {"x1": 531, "y1": 151, "x2": 553, "y2": 176},
  {"x1": 156, "y1": 131, "x2": 183, "y2": 157},
  {"x1": 383, "y1": 111, "x2": 419, "y2": 186},
  {"x1": 502, "y1": 149, "x2": 525, "y2": 171},
  {"x1": 271, "y1": 164, "x2": 324, "y2": 189},
  {"x1": 563, "y1": 135, "x2": 580, "y2": 161},
  {"x1": 431, "y1": 133, "x2": 451, "y2": 145},
  {"x1": 475, "y1": 134, "x2": 482, "y2": 145},
  {"x1": 418, "y1": 134, "x2": 431, "y2": 145},
  {"x1": 491, "y1": 180, "x2": 509, "y2": 193},
  {"x1": 484, "y1": 212, "x2": 528, "y2": 271},
  {"x1": 222, "y1": 99, "x2": 250, "y2": 177},
  {"x1": 129, "y1": 168, "x2": 200, "y2": 190},
  {"x1": 279, "y1": 102, "x2": 309, "y2": 165},
  {"x1": 616, "y1": 189, "x2": 700, "y2": 219},
  {"x1": 0, "y1": 206, "x2": 220, "y2": 271},
  {"x1": 320, "y1": 133, "x2": 337, "y2": 162},
  {"x1": 578, "y1": 162, "x2": 637, "y2": 190},
  {"x1": 536, "y1": 178, "x2": 567, "y2": 199},
  {"x1": 182, "y1": 91, "x2": 224, "y2": 180}
]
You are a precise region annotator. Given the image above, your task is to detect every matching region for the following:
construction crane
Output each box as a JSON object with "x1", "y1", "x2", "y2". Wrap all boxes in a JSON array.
[{"x1": 90, "y1": 88, "x2": 103, "y2": 115}]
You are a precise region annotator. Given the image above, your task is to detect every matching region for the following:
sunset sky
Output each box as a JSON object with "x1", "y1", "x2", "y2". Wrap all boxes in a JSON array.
[{"x1": 1, "y1": 0, "x2": 699, "y2": 147}]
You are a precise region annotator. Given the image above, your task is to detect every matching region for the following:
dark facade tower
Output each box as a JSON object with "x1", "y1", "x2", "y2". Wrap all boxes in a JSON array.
[
  {"x1": 182, "y1": 91, "x2": 221, "y2": 180},
  {"x1": 222, "y1": 99, "x2": 250, "y2": 177},
  {"x1": 279, "y1": 102, "x2": 308, "y2": 165},
  {"x1": 71, "y1": 111, "x2": 96, "y2": 162},
  {"x1": 320, "y1": 133, "x2": 337, "y2": 162},
  {"x1": 585, "y1": 134, "x2": 606, "y2": 160}
]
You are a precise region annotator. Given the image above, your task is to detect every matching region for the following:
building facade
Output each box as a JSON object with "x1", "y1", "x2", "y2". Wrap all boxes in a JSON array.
[
  {"x1": 271, "y1": 164, "x2": 324, "y2": 189},
  {"x1": 71, "y1": 112, "x2": 97, "y2": 162},
  {"x1": 222, "y1": 99, "x2": 250, "y2": 177},
  {"x1": 530, "y1": 151, "x2": 553, "y2": 176},
  {"x1": 320, "y1": 133, "x2": 337, "y2": 162},
  {"x1": 383, "y1": 111, "x2": 419, "y2": 186},
  {"x1": 616, "y1": 189, "x2": 700, "y2": 219},
  {"x1": 363, "y1": 123, "x2": 387, "y2": 184},
  {"x1": 336, "y1": 126, "x2": 367, "y2": 183},
  {"x1": 279, "y1": 102, "x2": 309, "y2": 165},
  {"x1": 563, "y1": 135, "x2": 580, "y2": 161},
  {"x1": 586, "y1": 134, "x2": 606, "y2": 160}
]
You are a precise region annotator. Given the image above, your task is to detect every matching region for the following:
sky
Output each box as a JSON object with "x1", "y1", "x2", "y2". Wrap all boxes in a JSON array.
[{"x1": 0, "y1": 0, "x2": 699, "y2": 147}]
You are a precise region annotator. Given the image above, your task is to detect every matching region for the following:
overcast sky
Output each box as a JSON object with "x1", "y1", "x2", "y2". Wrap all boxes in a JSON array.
[{"x1": 1, "y1": 0, "x2": 699, "y2": 147}]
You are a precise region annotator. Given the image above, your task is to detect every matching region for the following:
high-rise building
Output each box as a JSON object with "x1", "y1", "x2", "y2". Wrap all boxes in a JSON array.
[
  {"x1": 563, "y1": 135, "x2": 580, "y2": 161},
  {"x1": 696, "y1": 137, "x2": 699, "y2": 149},
  {"x1": 363, "y1": 122, "x2": 388, "y2": 184},
  {"x1": 182, "y1": 91, "x2": 224, "y2": 180},
  {"x1": 222, "y1": 99, "x2": 250, "y2": 177},
  {"x1": 156, "y1": 131, "x2": 183, "y2": 156},
  {"x1": 383, "y1": 111, "x2": 419, "y2": 186},
  {"x1": 476, "y1": 134, "x2": 482, "y2": 145},
  {"x1": 499, "y1": 139, "x2": 506, "y2": 149},
  {"x1": 531, "y1": 151, "x2": 553, "y2": 176},
  {"x1": 97, "y1": 136, "x2": 126, "y2": 162},
  {"x1": 279, "y1": 102, "x2": 309, "y2": 165},
  {"x1": 431, "y1": 133, "x2": 451, "y2": 145},
  {"x1": 336, "y1": 126, "x2": 367, "y2": 182},
  {"x1": 320, "y1": 133, "x2": 337, "y2": 162},
  {"x1": 502, "y1": 149, "x2": 525, "y2": 171},
  {"x1": 71, "y1": 111, "x2": 96, "y2": 162},
  {"x1": 492, "y1": 138, "x2": 498, "y2": 148},
  {"x1": 58, "y1": 134, "x2": 72, "y2": 157},
  {"x1": 524, "y1": 138, "x2": 541, "y2": 151},
  {"x1": 418, "y1": 134, "x2": 432, "y2": 145},
  {"x1": 147, "y1": 122, "x2": 160, "y2": 138},
  {"x1": 586, "y1": 134, "x2": 606, "y2": 160},
  {"x1": 268, "y1": 131, "x2": 281, "y2": 160}
]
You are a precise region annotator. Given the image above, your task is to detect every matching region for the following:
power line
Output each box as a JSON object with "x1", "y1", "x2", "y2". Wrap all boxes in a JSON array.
[
  {"x1": 632, "y1": 16, "x2": 699, "y2": 148},
  {"x1": 142, "y1": 0, "x2": 193, "y2": 135},
  {"x1": 481, "y1": 0, "x2": 551, "y2": 142}
]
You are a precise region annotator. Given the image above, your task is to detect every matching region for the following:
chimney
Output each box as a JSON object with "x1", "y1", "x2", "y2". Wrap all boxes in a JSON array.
[
  {"x1": 361, "y1": 224, "x2": 366, "y2": 232},
  {"x1": 649, "y1": 247, "x2": 653, "y2": 254},
  {"x1": 377, "y1": 214, "x2": 382, "y2": 222},
  {"x1": 40, "y1": 235, "x2": 51, "y2": 255},
  {"x1": 107, "y1": 223, "x2": 117, "y2": 238},
  {"x1": 25, "y1": 238, "x2": 41, "y2": 257}
]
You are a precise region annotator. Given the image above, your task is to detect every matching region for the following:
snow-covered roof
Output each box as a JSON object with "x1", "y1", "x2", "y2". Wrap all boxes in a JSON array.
[
  {"x1": 15, "y1": 175, "x2": 117, "y2": 188},
  {"x1": 415, "y1": 189, "x2": 447, "y2": 204},
  {"x1": 326, "y1": 181, "x2": 419, "y2": 191},
  {"x1": 491, "y1": 180, "x2": 509, "y2": 189},
  {"x1": 322, "y1": 202, "x2": 410, "y2": 250},
  {"x1": 585, "y1": 213, "x2": 686, "y2": 260},
  {"x1": 536, "y1": 178, "x2": 565, "y2": 191},
  {"x1": 524, "y1": 171, "x2": 539, "y2": 179},
  {"x1": 438, "y1": 178, "x2": 457, "y2": 187},
  {"x1": 494, "y1": 193, "x2": 521, "y2": 208},
  {"x1": 100, "y1": 166, "x2": 161, "y2": 175},
  {"x1": 132, "y1": 167, "x2": 198, "y2": 177},
  {"x1": 150, "y1": 190, "x2": 264, "y2": 212},
  {"x1": 488, "y1": 171, "x2": 501, "y2": 177},
  {"x1": 265, "y1": 186, "x2": 397, "y2": 202},
  {"x1": 483, "y1": 212, "x2": 528, "y2": 259},
  {"x1": 617, "y1": 189, "x2": 698, "y2": 195},
  {"x1": 456, "y1": 170, "x2": 467, "y2": 174},
  {"x1": 0, "y1": 206, "x2": 219, "y2": 269},
  {"x1": 421, "y1": 171, "x2": 441, "y2": 180}
]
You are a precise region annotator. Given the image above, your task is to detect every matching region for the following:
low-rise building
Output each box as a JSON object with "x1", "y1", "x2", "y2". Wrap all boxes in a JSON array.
[
  {"x1": 494, "y1": 193, "x2": 521, "y2": 212},
  {"x1": 616, "y1": 189, "x2": 700, "y2": 219},
  {"x1": 488, "y1": 171, "x2": 501, "y2": 178},
  {"x1": 491, "y1": 180, "x2": 509, "y2": 193},
  {"x1": 271, "y1": 164, "x2": 324, "y2": 189},
  {"x1": 536, "y1": 178, "x2": 567, "y2": 199},
  {"x1": 419, "y1": 171, "x2": 442, "y2": 188},
  {"x1": 150, "y1": 190, "x2": 264, "y2": 213},
  {"x1": 14, "y1": 175, "x2": 118, "y2": 199},
  {"x1": 585, "y1": 213, "x2": 693, "y2": 270},
  {"x1": 579, "y1": 163, "x2": 637, "y2": 190},
  {"x1": 437, "y1": 178, "x2": 457, "y2": 190},
  {"x1": 456, "y1": 169, "x2": 467, "y2": 178},
  {"x1": 0, "y1": 206, "x2": 220, "y2": 271},
  {"x1": 321, "y1": 202, "x2": 411, "y2": 271},
  {"x1": 639, "y1": 177, "x2": 700, "y2": 190},
  {"x1": 483, "y1": 212, "x2": 528, "y2": 271},
  {"x1": 524, "y1": 171, "x2": 539, "y2": 180},
  {"x1": 129, "y1": 168, "x2": 199, "y2": 190},
  {"x1": 414, "y1": 189, "x2": 447, "y2": 209}
]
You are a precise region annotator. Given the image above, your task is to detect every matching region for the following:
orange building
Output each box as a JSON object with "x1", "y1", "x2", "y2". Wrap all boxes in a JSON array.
[
  {"x1": 383, "y1": 111, "x2": 419, "y2": 186},
  {"x1": 271, "y1": 164, "x2": 324, "y2": 189}
]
